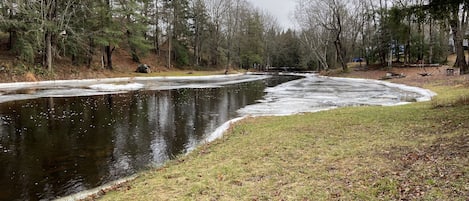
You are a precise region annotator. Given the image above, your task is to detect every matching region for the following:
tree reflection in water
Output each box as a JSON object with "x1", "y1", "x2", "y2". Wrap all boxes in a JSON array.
[{"x1": 0, "y1": 76, "x2": 297, "y2": 201}]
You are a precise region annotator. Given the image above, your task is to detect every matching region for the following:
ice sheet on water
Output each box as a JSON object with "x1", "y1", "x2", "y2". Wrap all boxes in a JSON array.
[
  {"x1": 88, "y1": 83, "x2": 144, "y2": 92},
  {"x1": 0, "y1": 74, "x2": 270, "y2": 103},
  {"x1": 238, "y1": 74, "x2": 436, "y2": 117},
  {"x1": 0, "y1": 73, "x2": 435, "y2": 111},
  {"x1": 207, "y1": 74, "x2": 435, "y2": 142}
]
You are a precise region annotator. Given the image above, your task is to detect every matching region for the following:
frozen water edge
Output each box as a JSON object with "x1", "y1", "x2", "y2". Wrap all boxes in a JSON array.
[
  {"x1": 237, "y1": 74, "x2": 436, "y2": 117},
  {"x1": 54, "y1": 175, "x2": 137, "y2": 201},
  {"x1": 327, "y1": 76, "x2": 436, "y2": 102},
  {"x1": 88, "y1": 83, "x2": 145, "y2": 91},
  {"x1": 0, "y1": 72, "x2": 435, "y2": 141},
  {"x1": 0, "y1": 74, "x2": 269, "y2": 104},
  {"x1": 205, "y1": 116, "x2": 246, "y2": 143},
  {"x1": 208, "y1": 73, "x2": 436, "y2": 141}
]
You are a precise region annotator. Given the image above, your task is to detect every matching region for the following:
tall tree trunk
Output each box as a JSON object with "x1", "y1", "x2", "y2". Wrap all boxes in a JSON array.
[
  {"x1": 334, "y1": 39, "x2": 347, "y2": 71},
  {"x1": 167, "y1": 5, "x2": 172, "y2": 69},
  {"x1": 87, "y1": 37, "x2": 94, "y2": 68},
  {"x1": 8, "y1": 8, "x2": 16, "y2": 50},
  {"x1": 104, "y1": 45, "x2": 113, "y2": 70},
  {"x1": 194, "y1": 35, "x2": 200, "y2": 66},
  {"x1": 333, "y1": 24, "x2": 347, "y2": 71},
  {"x1": 429, "y1": 18, "x2": 434, "y2": 64},
  {"x1": 43, "y1": 0, "x2": 56, "y2": 72},
  {"x1": 103, "y1": 0, "x2": 113, "y2": 70},
  {"x1": 452, "y1": 28, "x2": 467, "y2": 71},
  {"x1": 450, "y1": 12, "x2": 468, "y2": 72},
  {"x1": 154, "y1": 0, "x2": 160, "y2": 55},
  {"x1": 45, "y1": 31, "x2": 53, "y2": 71},
  {"x1": 213, "y1": 22, "x2": 220, "y2": 67},
  {"x1": 460, "y1": 5, "x2": 469, "y2": 74},
  {"x1": 8, "y1": 31, "x2": 16, "y2": 50}
]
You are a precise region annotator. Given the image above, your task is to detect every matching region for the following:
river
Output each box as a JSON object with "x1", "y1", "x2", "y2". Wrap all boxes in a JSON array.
[{"x1": 0, "y1": 74, "x2": 434, "y2": 201}]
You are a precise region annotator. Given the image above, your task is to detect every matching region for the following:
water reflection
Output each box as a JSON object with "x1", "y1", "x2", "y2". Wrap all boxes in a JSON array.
[{"x1": 0, "y1": 77, "x2": 295, "y2": 201}]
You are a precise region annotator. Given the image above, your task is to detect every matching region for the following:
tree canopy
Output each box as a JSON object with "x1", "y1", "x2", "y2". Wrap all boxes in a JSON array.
[
  {"x1": 0, "y1": 0, "x2": 299, "y2": 72},
  {"x1": 0, "y1": 0, "x2": 468, "y2": 74}
]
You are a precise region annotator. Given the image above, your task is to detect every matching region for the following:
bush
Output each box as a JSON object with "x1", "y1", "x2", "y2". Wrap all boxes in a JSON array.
[{"x1": 15, "y1": 38, "x2": 35, "y2": 63}]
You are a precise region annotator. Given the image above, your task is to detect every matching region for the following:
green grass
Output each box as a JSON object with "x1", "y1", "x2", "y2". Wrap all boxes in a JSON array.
[{"x1": 96, "y1": 83, "x2": 469, "y2": 201}]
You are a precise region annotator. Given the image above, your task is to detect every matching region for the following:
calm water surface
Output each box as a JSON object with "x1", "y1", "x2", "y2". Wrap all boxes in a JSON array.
[{"x1": 0, "y1": 76, "x2": 298, "y2": 201}]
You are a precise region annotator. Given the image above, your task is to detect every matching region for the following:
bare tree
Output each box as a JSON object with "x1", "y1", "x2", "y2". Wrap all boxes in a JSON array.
[
  {"x1": 446, "y1": 2, "x2": 469, "y2": 73},
  {"x1": 260, "y1": 11, "x2": 281, "y2": 69},
  {"x1": 296, "y1": 0, "x2": 361, "y2": 71},
  {"x1": 205, "y1": 0, "x2": 231, "y2": 66}
]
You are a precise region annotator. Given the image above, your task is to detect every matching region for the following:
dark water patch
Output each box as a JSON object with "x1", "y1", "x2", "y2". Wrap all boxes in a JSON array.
[{"x1": 0, "y1": 76, "x2": 299, "y2": 201}]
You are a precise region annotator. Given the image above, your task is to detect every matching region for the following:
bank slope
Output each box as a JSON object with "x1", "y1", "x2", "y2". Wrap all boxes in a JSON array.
[{"x1": 97, "y1": 85, "x2": 469, "y2": 201}]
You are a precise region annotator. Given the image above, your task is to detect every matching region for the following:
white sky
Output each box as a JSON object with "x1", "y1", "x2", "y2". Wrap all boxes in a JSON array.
[{"x1": 246, "y1": 0, "x2": 298, "y2": 30}]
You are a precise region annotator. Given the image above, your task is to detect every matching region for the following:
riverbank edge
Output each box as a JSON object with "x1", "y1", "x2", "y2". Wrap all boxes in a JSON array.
[
  {"x1": 92, "y1": 80, "x2": 468, "y2": 200},
  {"x1": 54, "y1": 73, "x2": 437, "y2": 201},
  {"x1": 30, "y1": 69, "x2": 460, "y2": 200},
  {"x1": 54, "y1": 175, "x2": 137, "y2": 201}
]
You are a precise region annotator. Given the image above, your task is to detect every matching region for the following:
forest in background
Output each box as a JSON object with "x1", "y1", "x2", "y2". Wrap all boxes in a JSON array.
[{"x1": 0, "y1": 0, "x2": 469, "y2": 77}]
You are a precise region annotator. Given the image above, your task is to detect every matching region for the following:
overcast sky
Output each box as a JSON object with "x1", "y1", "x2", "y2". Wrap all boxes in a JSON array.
[{"x1": 246, "y1": 0, "x2": 298, "y2": 30}]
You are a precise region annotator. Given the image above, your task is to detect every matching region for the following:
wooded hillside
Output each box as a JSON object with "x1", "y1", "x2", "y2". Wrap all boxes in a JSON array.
[
  {"x1": 0, "y1": 0, "x2": 301, "y2": 74},
  {"x1": 0, "y1": 0, "x2": 469, "y2": 77}
]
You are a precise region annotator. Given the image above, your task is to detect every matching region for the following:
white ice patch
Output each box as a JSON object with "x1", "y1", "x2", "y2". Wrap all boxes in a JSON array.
[
  {"x1": 205, "y1": 116, "x2": 246, "y2": 143},
  {"x1": 238, "y1": 74, "x2": 436, "y2": 117},
  {"x1": 88, "y1": 83, "x2": 144, "y2": 92},
  {"x1": 0, "y1": 74, "x2": 270, "y2": 104}
]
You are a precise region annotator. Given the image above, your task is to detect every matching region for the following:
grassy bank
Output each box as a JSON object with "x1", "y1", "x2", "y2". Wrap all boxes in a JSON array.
[{"x1": 94, "y1": 81, "x2": 469, "y2": 200}]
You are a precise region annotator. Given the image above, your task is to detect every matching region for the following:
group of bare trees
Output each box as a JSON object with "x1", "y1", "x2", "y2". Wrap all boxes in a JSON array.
[
  {"x1": 295, "y1": 0, "x2": 469, "y2": 74},
  {"x1": 0, "y1": 0, "x2": 301, "y2": 72}
]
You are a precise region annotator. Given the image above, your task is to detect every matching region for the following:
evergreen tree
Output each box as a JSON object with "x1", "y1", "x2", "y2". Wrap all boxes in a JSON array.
[
  {"x1": 240, "y1": 12, "x2": 264, "y2": 69},
  {"x1": 191, "y1": 0, "x2": 210, "y2": 66},
  {"x1": 117, "y1": 0, "x2": 152, "y2": 63},
  {"x1": 273, "y1": 29, "x2": 300, "y2": 68},
  {"x1": 386, "y1": 6, "x2": 410, "y2": 63},
  {"x1": 99, "y1": 0, "x2": 123, "y2": 70},
  {"x1": 0, "y1": 0, "x2": 80, "y2": 71},
  {"x1": 263, "y1": 27, "x2": 278, "y2": 68},
  {"x1": 161, "y1": 0, "x2": 192, "y2": 67}
]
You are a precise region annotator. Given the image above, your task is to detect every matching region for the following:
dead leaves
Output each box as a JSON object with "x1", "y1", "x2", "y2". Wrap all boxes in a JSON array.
[{"x1": 383, "y1": 134, "x2": 469, "y2": 200}]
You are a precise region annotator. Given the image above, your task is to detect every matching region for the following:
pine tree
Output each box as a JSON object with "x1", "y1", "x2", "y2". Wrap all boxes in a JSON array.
[
  {"x1": 240, "y1": 11, "x2": 264, "y2": 69},
  {"x1": 160, "y1": 0, "x2": 192, "y2": 67},
  {"x1": 118, "y1": 0, "x2": 152, "y2": 63},
  {"x1": 191, "y1": 0, "x2": 210, "y2": 66}
]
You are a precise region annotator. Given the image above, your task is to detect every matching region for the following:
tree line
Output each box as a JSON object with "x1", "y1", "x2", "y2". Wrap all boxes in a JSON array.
[
  {"x1": 0, "y1": 0, "x2": 299, "y2": 72},
  {"x1": 0, "y1": 0, "x2": 468, "y2": 74},
  {"x1": 295, "y1": 0, "x2": 469, "y2": 74}
]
